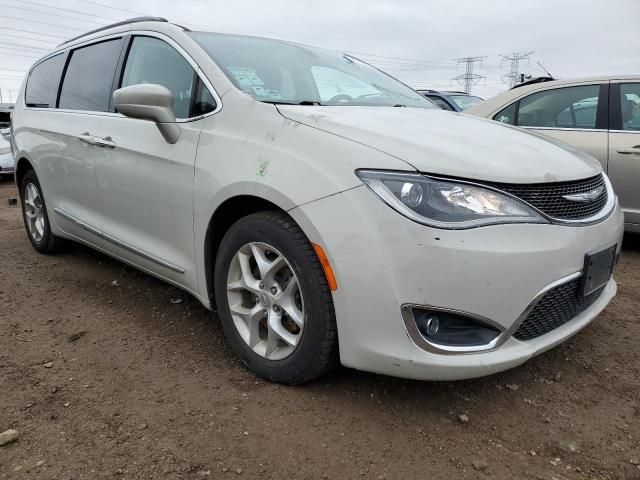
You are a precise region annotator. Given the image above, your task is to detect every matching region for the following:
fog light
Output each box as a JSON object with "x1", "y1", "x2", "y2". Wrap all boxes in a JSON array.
[
  {"x1": 419, "y1": 314, "x2": 440, "y2": 336},
  {"x1": 413, "y1": 308, "x2": 500, "y2": 347}
]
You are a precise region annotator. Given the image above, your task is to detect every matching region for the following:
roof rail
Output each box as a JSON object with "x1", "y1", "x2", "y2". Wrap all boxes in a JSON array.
[{"x1": 58, "y1": 16, "x2": 169, "y2": 47}]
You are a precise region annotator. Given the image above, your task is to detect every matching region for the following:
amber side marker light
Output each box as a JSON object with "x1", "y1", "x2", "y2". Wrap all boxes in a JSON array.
[{"x1": 312, "y1": 243, "x2": 338, "y2": 291}]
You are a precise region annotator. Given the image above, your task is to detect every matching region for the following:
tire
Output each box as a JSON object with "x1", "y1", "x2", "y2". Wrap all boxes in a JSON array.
[
  {"x1": 20, "y1": 169, "x2": 69, "y2": 254},
  {"x1": 214, "y1": 211, "x2": 338, "y2": 384}
]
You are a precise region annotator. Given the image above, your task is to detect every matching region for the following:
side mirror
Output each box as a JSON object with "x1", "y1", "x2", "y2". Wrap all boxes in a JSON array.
[{"x1": 113, "y1": 84, "x2": 181, "y2": 144}]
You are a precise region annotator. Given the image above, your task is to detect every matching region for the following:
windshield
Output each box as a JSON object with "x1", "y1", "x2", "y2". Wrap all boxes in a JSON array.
[
  {"x1": 449, "y1": 95, "x2": 483, "y2": 110},
  {"x1": 188, "y1": 32, "x2": 434, "y2": 108}
]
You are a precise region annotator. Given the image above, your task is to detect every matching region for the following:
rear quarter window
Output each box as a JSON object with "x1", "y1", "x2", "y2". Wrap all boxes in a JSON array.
[{"x1": 25, "y1": 54, "x2": 66, "y2": 108}]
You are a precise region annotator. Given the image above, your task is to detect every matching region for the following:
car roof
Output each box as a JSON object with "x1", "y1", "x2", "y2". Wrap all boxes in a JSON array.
[{"x1": 466, "y1": 74, "x2": 640, "y2": 117}]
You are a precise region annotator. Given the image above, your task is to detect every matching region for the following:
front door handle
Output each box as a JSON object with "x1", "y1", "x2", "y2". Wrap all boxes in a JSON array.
[
  {"x1": 92, "y1": 136, "x2": 116, "y2": 149},
  {"x1": 617, "y1": 146, "x2": 640, "y2": 155},
  {"x1": 77, "y1": 133, "x2": 116, "y2": 149}
]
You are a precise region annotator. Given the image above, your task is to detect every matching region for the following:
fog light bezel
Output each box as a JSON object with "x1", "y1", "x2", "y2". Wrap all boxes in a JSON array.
[{"x1": 401, "y1": 304, "x2": 505, "y2": 355}]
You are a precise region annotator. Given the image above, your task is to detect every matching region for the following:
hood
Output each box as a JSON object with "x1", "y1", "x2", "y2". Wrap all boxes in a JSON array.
[{"x1": 276, "y1": 106, "x2": 602, "y2": 183}]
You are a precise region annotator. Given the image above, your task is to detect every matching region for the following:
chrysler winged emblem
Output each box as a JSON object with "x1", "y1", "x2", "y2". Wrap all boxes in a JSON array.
[{"x1": 562, "y1": 186, "x2": 604, "y2": 203}]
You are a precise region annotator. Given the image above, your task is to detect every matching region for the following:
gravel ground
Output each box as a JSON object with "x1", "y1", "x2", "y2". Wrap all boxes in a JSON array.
[{"x1": 1, "y1": 178, "x2": 639, "y2": 479}]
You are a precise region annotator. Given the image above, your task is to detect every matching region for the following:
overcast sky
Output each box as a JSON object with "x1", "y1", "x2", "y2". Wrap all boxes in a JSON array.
[{"x1": 0, "y1": 0, "x2": 637, "y2": 103}]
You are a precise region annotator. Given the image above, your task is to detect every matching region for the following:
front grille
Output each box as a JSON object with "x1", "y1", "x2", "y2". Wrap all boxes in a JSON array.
[
  {"x1": 513, "y1": 278, "x2": 605, "y2": 341},
  {"x1": 486, "y1": 174, "x2": 607, "y2": 220}
]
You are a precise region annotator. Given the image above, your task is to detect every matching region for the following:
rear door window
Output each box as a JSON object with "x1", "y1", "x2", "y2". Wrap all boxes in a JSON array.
[
  {"x1": 25, "y1": 53, "x2": 66, "y2": 108},
  {"x1": 59, "y1": 39, "x2": 123, "y2": 112},
  {"x1": 517, "y1": 85, "x2": 600, "y2": 129},
  {"x1": 620, "y1": 83, "x2": 640, "y2": 131}
]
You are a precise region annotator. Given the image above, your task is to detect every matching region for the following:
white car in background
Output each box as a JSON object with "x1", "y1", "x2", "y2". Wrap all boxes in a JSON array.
[
  {"x1": 0, "y1": 104, "x2": 14, "y2": 176},
  {"x1": 466, "y1": 76, "x2": 640, "y2": 232},
  {"x1": 11, "y1": 18, "x2": 623, "y2": 384}
]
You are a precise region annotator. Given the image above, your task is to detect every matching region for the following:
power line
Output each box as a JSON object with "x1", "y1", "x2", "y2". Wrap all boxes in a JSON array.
[
  {"x1": 0, "y1": 50, "x2": 39, "y2": 59},
  {"x1": 501, "y1": 51, "x2": 534, "y2": 88},
  {"x1": 0, "y1": 26, "x2": 68, "y2": 40},
  {"x1": 0, "y1": 2, "x2": 105, "y2": 26},
  {"x1": 452, "y1": 56, "x2": 486, "y2": 94},
  {"x1": 0, "y1": 33, "x2": 56, "y2": 45},
  {"x1": 347, "y1": 51, "x2": 457, "y2": 67},
  {"x1": 0, "y1": 40, "x2": 49, "y2": 52},
  {"x1": 0, "y1": 14, "x2": 87, "y2": 32},
  {"x1": 13, "y1": 0, "x2": 122, "y2": 22}
]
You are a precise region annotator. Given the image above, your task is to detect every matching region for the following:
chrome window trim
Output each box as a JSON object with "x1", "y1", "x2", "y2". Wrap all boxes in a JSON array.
[
  {"x1": 54, "y1": 208, "x2": 185, "y2": 273},
  {"x1": 402, "y1": 271, "x2": 583, "y2": 355},
  {"x1": 520, "y1": 126, "x2": 606, "y2": 133},
  {"x1": 23, "y1": 30, "x2": 223, "y2": 122},
  {"x1": 609, "y1": 129, "x2": 640, "y2": 134}
]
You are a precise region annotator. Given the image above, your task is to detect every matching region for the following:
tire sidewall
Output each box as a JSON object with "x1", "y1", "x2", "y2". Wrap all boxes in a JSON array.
[{"x1": 214, "y1": 214, "x2": 331, "y2": 382}]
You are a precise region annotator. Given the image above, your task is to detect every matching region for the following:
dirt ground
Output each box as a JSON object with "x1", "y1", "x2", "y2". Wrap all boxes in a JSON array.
[{"x1": 1, "y1": 178, "x2": 639, "y2": 480}]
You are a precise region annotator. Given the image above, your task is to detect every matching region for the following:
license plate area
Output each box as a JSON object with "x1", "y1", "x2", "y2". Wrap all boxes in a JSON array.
[{"x1": 580, "y1": 244, "x2": 617, "y2": 297}]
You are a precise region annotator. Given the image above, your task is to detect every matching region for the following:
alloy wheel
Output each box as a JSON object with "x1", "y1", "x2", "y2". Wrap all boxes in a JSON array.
[
  {"x1": 24, "y1": 182, "x2": 45, "y2": 242},
  {"x1": 226, "y1": 242, "x2": 304, "y2": 360}
]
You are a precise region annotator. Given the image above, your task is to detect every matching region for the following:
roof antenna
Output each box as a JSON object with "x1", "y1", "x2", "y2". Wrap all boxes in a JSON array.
[{"x1": 537, "y1": 61, "x2": 554, "y2": 79}]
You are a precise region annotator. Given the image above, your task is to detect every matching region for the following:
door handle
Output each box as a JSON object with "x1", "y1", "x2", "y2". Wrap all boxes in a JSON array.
[
  {"x1": 617, "y1": 146, "x2": 640, "y2": 155},
  {"x1": 77, "y1": 133, "x2": 116, "y2": 149},
  {"x1": 92, "y1": 136, "x2": 116, "y2": 149},
  {"x1": 77, "y1": 132, "x2": 94, "y2": 146}
]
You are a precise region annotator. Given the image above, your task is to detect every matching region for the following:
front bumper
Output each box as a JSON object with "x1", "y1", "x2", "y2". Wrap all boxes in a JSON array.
[{"x1": 290, "y1": 185, "x2": 624, "y2": 381}]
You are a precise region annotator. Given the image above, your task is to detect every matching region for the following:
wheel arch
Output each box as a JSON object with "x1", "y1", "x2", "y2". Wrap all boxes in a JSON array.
[
  {"x1": 14, "y1": 157, "x2": 35, "y2": 192},
  {"x1": 203, "y1": 195, "x2": 286, "y2": 304}
]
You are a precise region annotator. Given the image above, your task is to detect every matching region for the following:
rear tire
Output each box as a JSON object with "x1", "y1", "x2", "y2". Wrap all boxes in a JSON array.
[
  {"x1": 20, "y1": 169, "x2": 70, "y2": 254},
  {"x1": 214, "y1": 211, "x2": 338, "y2": 384}
]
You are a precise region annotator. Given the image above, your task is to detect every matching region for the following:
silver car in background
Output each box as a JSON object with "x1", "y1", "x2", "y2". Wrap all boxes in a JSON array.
[
  {"x1": 0, "y1": 103, "x2": 14, "y2": 176},
  {"x1": 466, "y1": 76, "x2": 640, "y2": 232}
]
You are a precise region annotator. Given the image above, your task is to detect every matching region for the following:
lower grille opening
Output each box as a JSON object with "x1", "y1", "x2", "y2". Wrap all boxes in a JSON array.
[{"x1": 514, "y1": 278, "x2": 606, "y2": 341}]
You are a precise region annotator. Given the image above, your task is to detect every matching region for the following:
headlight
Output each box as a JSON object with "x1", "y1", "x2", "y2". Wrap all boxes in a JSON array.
[{"x1": 357, "y1": 170, "x2": 548, "y2": 229}]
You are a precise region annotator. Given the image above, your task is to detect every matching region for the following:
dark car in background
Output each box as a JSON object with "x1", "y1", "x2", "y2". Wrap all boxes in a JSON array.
[{"x1": 417, "y1": 90, "x2": 484, "y2": 112}]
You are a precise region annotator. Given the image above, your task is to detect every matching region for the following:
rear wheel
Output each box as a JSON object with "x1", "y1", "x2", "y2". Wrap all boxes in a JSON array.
[
  {"x1": 20, "y1": 170, "x2": 69, "y2": 254},
  {"x1": 214, "y1": 211, "x2": 338, "y2": 384}
]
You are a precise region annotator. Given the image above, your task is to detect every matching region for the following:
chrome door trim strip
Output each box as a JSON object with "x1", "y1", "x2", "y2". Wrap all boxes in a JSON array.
[
  {"x1": 521, "y1": 126, "x2": 607, "y2": 133},
  {"x1": 53, "y1": 207, "x2": 185, "y2": 274}
]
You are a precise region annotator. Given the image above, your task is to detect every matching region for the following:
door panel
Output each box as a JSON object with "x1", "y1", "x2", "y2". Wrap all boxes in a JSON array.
[
  {"x1": 39, "y1": 112, "x2": 105, "y2": 240},
  {"x1": 94, "y1": 117, "x2": 202, "y2": 288},
  {"x1": 609, "y1": 82, "x2": 640, "y2": 225},
  {"x1": 526, "y1": 129, "x2": 608, "y2": 170}
]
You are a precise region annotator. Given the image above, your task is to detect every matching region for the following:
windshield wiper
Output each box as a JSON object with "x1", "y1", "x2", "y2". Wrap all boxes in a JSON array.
[
  {"x1": 261, "y1": 100, "x2": 323, "y2": 106},
  {"x1": 393, "y1": 104, "x2": 407, "y2": 107}
]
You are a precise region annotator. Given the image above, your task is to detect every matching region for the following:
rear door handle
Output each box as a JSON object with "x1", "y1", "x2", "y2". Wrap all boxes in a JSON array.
[{"x1": 617, "y1": 147, "x2": 640, "y2": 155}]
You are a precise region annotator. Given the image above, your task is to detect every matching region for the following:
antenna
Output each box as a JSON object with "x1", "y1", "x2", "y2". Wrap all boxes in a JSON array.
[{"x1": 537, "y1": 61, "x2": 553, "y2": 78}]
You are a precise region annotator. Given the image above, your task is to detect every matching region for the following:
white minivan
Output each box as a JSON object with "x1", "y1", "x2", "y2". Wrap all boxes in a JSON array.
[{"x1": 12, "y1": 17, "x2": 623, "y2": 383}]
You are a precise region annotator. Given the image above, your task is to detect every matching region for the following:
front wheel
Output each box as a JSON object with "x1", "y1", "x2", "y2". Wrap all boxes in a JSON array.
[{"x1": 213, "y1": 211, "x2": 338, "y2": 384}]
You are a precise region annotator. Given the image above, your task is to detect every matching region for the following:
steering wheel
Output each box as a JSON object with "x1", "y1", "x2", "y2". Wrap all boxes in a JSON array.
[{"x1": 327, "y1": 94, "x2": 354, "y2": 104}]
